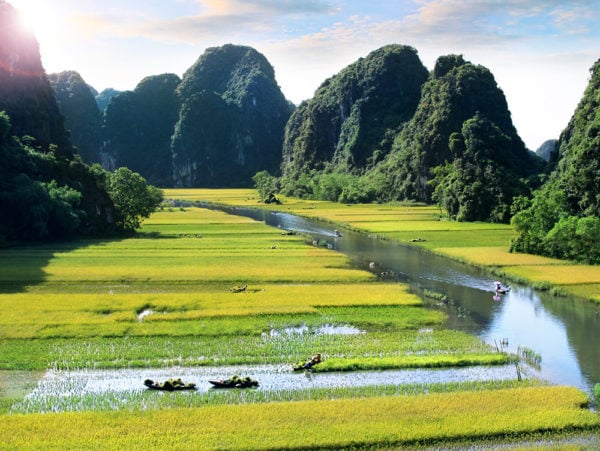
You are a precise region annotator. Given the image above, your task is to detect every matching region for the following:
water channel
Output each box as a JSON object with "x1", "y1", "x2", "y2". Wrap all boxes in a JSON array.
[{"x1": 221, "y1": 206, "x2": 600, "y2": 396}]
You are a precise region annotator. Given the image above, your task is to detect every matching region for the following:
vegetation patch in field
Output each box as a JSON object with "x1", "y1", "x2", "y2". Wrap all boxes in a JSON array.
[{"x1": 313, "y1": 354, "x2": 511, "y2": 372}]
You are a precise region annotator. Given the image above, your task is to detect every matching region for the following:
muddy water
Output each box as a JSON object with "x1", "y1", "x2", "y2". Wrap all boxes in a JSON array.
[{"x1": 218, "y1": 206, "x2": 600, "y2": 396}]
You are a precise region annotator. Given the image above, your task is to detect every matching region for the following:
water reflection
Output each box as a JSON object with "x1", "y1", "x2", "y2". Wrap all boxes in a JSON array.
[
  {"x1": 220, "y1": 206, "x2": 600, "y2": 395},
  {"x1": 22, "y1": 364, "x2": 522, "y2": 398}
]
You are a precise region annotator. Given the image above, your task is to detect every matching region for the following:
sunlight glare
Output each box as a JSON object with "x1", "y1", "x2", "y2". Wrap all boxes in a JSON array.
[{"x1": 11, "y1": 0, "x2": 61, "y2": 45}]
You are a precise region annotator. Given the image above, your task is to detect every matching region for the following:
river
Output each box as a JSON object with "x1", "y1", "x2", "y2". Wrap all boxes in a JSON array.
[{"x1": 220, "y1": 206, "x2": 600, "y2": 396}]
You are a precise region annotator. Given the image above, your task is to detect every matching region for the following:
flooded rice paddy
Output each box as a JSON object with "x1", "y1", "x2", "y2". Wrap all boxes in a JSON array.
[{"x1": 13, "y1": 363, "x2": 525, "y2": 413}]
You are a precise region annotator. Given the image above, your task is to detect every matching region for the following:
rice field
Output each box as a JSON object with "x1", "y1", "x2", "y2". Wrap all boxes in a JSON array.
[
  {"x1": 164, "y1": 188, "x2": 600, "y2": 304},
  {"x1": 1, "y1": 191, "x2": 598, "y2": 448},
  {"x1": 1, "y1": 386, "x2": 597, "y2": 450}
]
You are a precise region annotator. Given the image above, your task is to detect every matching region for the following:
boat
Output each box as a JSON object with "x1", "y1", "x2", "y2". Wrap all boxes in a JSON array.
[
  {"x1": 208, "y1": 375, "x2": 259, "y2": 388},
  {"x1": 494, "y1": 281, "x2": 511, "y2": 294},
  {"x1": 229, "y1": 284, "x2": 247, "y2": 293},
  {"x1": 334, "y1": 229, "x2": 342, "y2": 237},
  {"x1": 144, "y1": 378, "x2": 196, "y2": 391},
  {"x1": 292, "y1": 353, "x2": 322, "y2": 371}
]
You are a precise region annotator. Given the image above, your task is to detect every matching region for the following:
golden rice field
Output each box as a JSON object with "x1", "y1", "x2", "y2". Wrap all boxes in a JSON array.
[
  {"x1": 1, "y1": 191, "x2": 598, "y2": 449},
  {"x1": 1, "y1": 386, "x2": 597, "y2": 450},
  {"x1": 164, "y1": 188, "x2": 600, "y2": 304}
]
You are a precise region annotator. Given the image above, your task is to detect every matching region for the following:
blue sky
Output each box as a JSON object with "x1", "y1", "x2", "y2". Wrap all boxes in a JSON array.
[{"x1": 9, "y1": 0, "x2": 600, "y2": 150}]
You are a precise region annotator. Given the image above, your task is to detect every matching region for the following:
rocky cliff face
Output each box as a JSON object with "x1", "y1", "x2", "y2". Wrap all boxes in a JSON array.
[
  {"x1": 101, "y1": 73, "x2": 181, "y2": 186},
  {"x1": 535, "y1": 139, "x2": 557, "y2": 162},
  {"x1": 95, "y1": 88, "x2": 120, "y2": 112},
  {"x1": 0, "y1": 1, "x2": 72, "y2": 156},
  {"x1": 49, "y1": 71, "x2": 102, "y2": 163},
  {"x1": 281, "y1": 45, "x2": 428, "y2": 179},
  {"x1": 371, "y1": 54, "x2": 541, "y2": 202},
  {"x1": 171, "y1": 44, "x2": 293, "y2": 187}
]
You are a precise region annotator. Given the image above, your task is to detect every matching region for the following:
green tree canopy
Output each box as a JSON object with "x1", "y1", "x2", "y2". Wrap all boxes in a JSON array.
[
  {"x1": 430, "y1": 113, "x2": 534, "y2": 222},
  {"x1": 107, "y1": 167, "x2": 163, "y2": 230}
]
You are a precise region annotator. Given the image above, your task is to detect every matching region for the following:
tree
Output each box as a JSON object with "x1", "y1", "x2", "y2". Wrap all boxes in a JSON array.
[
  {"x1": 107, "y1": 167, "x2": 163, "y2": 230},
  {"x1": 252, "y1": 170, "x2": 280, "y2": 204}
]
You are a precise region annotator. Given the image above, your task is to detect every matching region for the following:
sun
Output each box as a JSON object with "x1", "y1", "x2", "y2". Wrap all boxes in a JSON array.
[{"x1": 12, "y1": 1, "x2": 58, "y2": 39}]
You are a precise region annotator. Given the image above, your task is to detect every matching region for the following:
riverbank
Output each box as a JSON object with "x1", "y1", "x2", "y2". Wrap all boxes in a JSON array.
[{"x1": 167, "y1": 188, "x2": 600, "y2": 305}]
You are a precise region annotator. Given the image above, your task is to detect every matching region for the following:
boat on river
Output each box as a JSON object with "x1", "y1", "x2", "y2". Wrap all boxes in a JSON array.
[
  {"x1": 208, "y1": 375, "x2": 259, "y2": 388},
  {"x1": 144, "y1": 378, "x2": 196, "y2": 391},
  {"x1": 494, "y1": 281, "x2": 511, "y2": 294}
]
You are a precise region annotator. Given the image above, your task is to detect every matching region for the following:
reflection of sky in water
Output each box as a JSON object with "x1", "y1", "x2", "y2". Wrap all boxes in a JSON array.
[
  {"x1": 26, "y1": 365, "x2": 521, "y2": 398},
  {"x1": 479, "y1": 288, "x2": 587, "y2": 390}
]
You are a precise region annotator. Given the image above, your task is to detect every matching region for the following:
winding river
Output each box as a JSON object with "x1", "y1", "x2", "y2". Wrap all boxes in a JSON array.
[{"x1": 222, "y1": 206, "x2": 600, "y2": 396}]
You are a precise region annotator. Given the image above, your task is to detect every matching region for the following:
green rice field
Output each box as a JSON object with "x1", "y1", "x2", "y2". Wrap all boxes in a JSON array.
[{"x1": 1, "y1": 190, "x2": 598, "y2": 449}]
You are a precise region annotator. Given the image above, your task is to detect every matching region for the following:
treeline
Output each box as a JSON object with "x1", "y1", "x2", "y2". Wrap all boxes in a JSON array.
[{"x1": 0, "y1": 111, "x2": 162, "y2": 242}]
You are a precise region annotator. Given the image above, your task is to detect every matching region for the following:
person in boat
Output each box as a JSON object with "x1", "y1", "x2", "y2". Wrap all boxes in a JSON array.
[
  {"x1": 309, "y1": 353, "x2": 321, "y2": 365},
  {"x1": 494, "y1": 281, "x2": 510, "y2": 293},
  {"x1": 293, "y1": 353, "x2": 323, "y2": 371}
]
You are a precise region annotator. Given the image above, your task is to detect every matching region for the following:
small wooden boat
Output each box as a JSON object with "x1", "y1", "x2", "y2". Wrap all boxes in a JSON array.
[
  {"x1": 292, "y1": 353, "x2": 322, "y2": 371},
  {"x1": 208, "y1": 375, "x2": 259, "y2": 389},
  {"x1": 494, "y1": 281, "x2": 511, "y2": 294},
  {"x1": 229, "y1": 284, "x2": 247, "y2": 293},
  {"x1": 144, "y1": 378, "x2": 196, "y2": 391}
]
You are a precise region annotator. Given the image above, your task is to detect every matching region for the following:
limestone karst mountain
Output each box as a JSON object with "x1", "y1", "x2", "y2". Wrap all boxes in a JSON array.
[
  {"x1": 49, "y1": 70, "x2": 102, "y2": 163},
  {"x1": 101, "y1": 73, "x2": 181, "y2": 186},
  {"x1": 171, "y1": 44, "x2": 294, "y2": 187},
  {"x1": 281, "y1": 45, "x2": 428, "y2": 181}
]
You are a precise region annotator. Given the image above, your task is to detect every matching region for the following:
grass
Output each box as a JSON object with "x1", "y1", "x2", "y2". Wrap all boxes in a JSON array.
[
  {"x1": 313, "y1": 354, "x2": 511, "y2": 372},
  {"x1": 0, "y1": 328, "x2": 494, "y2": 371},
  {"x1": 0, "y1": 205, "x2": 501, "y2": 372},
  {"x1": 2, "y1": 386, "x2": 597, "y2": 450}
]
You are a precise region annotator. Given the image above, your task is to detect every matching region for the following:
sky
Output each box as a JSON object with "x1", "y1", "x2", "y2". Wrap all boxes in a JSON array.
[{"x1": 8, "y1": 0, "x2": 600, "y2": 150}]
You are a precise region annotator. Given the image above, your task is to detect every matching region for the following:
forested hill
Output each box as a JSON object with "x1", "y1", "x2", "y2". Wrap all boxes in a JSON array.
[
  {"x1": 102, "y1": 73, "x2": 182, "y2": 187},
  {"x1": 511, "y1": 59, "x2": 600, "y2": 263},
  {"x1": 281, "y1": 45, "x2": 428, "y2": 180},
  {"x1": 363, "y1": 54, "x2": 545, "y2": 222},
  {"x1": 0, "y1": 2, "x2": 72, "y2": 156},
  {"x1": 279, "y1": 50, "x2": 545, "y2": 221},
  {"x1": 88, "y1": 45, "x2": 293, "y2": 188},
  {"x1": 171, "y1": 44, "x2": 294, "y2": 187},
  {"x1": 371, "y1": 55, "x2": 542, "y2": 204}
]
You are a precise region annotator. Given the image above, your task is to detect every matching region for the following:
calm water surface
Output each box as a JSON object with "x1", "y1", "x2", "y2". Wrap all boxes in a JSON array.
[{"x1": 222, "y1": 206, "x2": 600, "y2": 396}]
